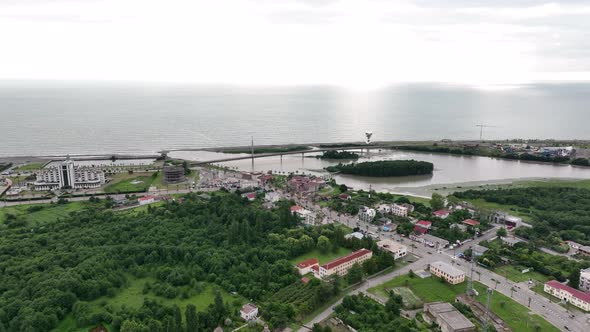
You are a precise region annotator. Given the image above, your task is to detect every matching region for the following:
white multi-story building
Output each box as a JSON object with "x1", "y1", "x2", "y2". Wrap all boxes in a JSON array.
[
  {"x1": 358, "y1": 206, "x2": 376, "y2": 223},
  {"x1": 318, "y1": 249, "x2": 372, "y2": 278},
  {"x1": 377, "y1": 239, "x2": 407, "y2": 260},
  {"x1": 392, "y1": 203, "x2": 409, "y2": 217},
  {"x1": 580, "y1": 267, "x2": 590, "y2": 293},
  {"x1": 34, "y1": 158, "x2": 105, "y2": 190}
]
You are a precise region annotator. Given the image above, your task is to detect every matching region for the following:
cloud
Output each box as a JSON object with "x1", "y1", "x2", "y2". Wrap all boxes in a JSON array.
[{"x1": 0, "y1": 0, "x2": 588, "y2": 86}]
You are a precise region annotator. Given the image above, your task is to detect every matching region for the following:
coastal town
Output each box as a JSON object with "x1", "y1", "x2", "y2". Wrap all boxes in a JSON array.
[{"x1": 2, "y1": 148, "x2": 590, "y2": 332}]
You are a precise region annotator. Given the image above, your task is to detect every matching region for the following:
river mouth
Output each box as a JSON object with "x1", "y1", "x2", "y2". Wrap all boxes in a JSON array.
[{"x1": 169, "y1": 149, "x2": 590, "y2": 195}]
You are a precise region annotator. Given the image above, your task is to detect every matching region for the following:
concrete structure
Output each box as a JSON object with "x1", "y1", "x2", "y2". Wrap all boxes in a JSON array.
[
  {"x1": 294, "y1": 208, "x2": 316, "y2": 225},
  {"x1": 491, "y1": 212, "x2": 522, "y2": 228},
  {"x1": 566, "y1": 241, "x2": 590, "y2": 256},
  {"x1": 162, "y1": 165, "x2": 186, "y2": 184},
  {"x1": 344, "y1": 232, "x2": 364, "y2": 240},
  {"x1": 264, "y1": 191, "x2": 280, "y2": 203},
  {"x1": 376, "y1": 204, "x2": 391, "y2": 214},
  {"x1": 420, "y1": 234, "x2": 450, "y2": 249},
  {"x1": 240, "y1": 303, "x2": 259, "y2": 321},
  {"x1": 318, "y1": 249, "x2": 372, "y2": 278},
  {"x1": 544, "y1": 280, "x2": 590, "y2": 311},
  {"x1": 296, "y1": 258, "x2": 319, "y2": 275},
  {"x1": 376, "y1": 239, "x2": 407, "y2": 260},
  {"x1": 472, "y1": 244, "x2": 488, "y2": 257},
  {"x1": 392, "y1": 203, "x2": 409, "y2": 217},
  {"x1": 429, "y1": 261, "x2": 465, "y2": 284},
  {"x1": 423, "y1": 302, "x2": 476, "y2": 332},
  {"x1": 500, "y1": 236, "x2": 524, "y2": 247},
  {"x1": 455, "y1": 295, "x2": 510, "y2": 332},
  {"x1": 358, "y1": 206, "x2": 376, "y2": 223},
  {"x1": 580, "y1": 267, "x2": 590, "y2": 293},
  {"x1": 287, "y1": 176, "x2": 324, "y2": 193},
  {"x1": 34, "y1": 158, "x2": 104, "y2": 190}
]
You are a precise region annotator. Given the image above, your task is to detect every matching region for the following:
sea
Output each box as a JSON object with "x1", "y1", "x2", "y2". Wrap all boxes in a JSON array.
[{"x1": 1, "y1": 80, "x2": 590, "y2": 157}]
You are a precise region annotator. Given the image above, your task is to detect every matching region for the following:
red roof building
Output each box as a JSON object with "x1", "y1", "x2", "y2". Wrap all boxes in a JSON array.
[
  {"x1": 243, "y1": 192, "x2": 257, "y2": 201},
  {"x1": 433, "y1": 209, "x2": 451, "y2": 218},
  {"x1": 290, "y1": 205, "x2": 303, "y2": 213},
  {"x1": 413, "y1": 226, "x2": 428, "y2": 235},
  {"x1": 462, "y1": 219, "x2": 480, "y2": 226},
  {"x1": 544, "y1": 280, "x2": 590, "y2": 311},
  {"x1": 319, "y1": 249, "x2": 373, "y2": 278},
  {"x1": 339, "y1": 194, "x2": 351, "y2": 200},
  {"x1": 301, "y1": 277, "x2": 311, "y2": 284},
  {"x1": 296, "y1": 258, "x2": 319, "y2": 275},
  {"x1": 415, "y1": 220, "x2": 432, "y2": 229}
]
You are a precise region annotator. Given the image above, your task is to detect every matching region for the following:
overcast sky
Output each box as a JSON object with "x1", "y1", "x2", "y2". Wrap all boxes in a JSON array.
[{"x1": 1, "y1": 0, "x2": 589, "y2": 87}]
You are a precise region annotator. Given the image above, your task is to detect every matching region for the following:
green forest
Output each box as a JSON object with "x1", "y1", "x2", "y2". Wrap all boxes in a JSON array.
[
  {"x1": 453, "y1": 187, "x2": 590, "y2": 245},
  {"x1": 0, "y1": 193, "x2": 392, "y2": 332},
  {"x1": 316, "y1": 151, "x2": 359, "y2": 160},
  {"x1": 325, "y1": 160, "x2": 433, "y2": 177}
]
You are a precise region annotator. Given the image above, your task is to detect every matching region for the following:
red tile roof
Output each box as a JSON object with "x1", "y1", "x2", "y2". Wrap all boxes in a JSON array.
[
  {"x1": 138, "y1": 195, "x2": 156, "y2": 201},
  {"x1": 416, "y1": 220, "x2": 432, "y2": 228},
  {"x1": 339, "y1": 194, "x2": 350, "y2": 199},
  {"x1": 433, "y1": 209, "x2": 450, "y2": 216},
  {"x1": 245, "y1": 192, "x2": 256, "y2": 199},
  {"x1": 241, "y1": 303, "x2": 258, "y2": 314},
  {"x1": 462, "y1": 219, "x2": 480, "y2": 226},
  {"x1": 301, "y1": 277, "x2": 310, "y2": 284},
  {"x1": 311, "y1": 265, "x2": 319, "y2": 272},
  {"x1": 413, "y1": 226, "x2": 428, "y2": 235},
  {"x1": 321, "y1": 249, "x2": 372, "y2": 270},
  {"x1": 296, "y1": 258, "x2": 319, "y2": 269},
  {"x1": 290, "y1": 205, "x2": 303, "y2": 212},
  {"x1": 545, "y1": 280, "x2": 590, "y2": 302}
]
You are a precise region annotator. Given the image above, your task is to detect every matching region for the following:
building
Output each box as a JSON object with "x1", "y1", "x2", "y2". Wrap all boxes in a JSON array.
[
  {"x1": 382, "y1": 222, "x2": 397, "y2": 232},
  {"x1": 472, "y1": 244, "x2": 488, "y2": 257},
  {"x1": 500, "y1": 236, "x2": 524, "y2": 247},
  {"x1": 413, "y1": 220, "x2": 432, "y2": 234},
  {"x1": 295, "y1": 258, "x2": 319, "y2": 275},
  {"x1": 339, "y1": 193, "x2": 351, "y2": 200},
  {"x1": 491, "y1": 212, "x2": 522, "y2": 228},
  {"x1": 462, "y1": 219, "x2": 480, "y2": 227},
  {"x1": 567, "y1": 241, "x2": 590, "y2": 256},
  {"x1": 242, "y1": 192, "x2": 257, "y2": 201},
  {"x1": 423, "y1": 302, "x2": 475, "y2": 332},
  {"x1": 240, "y1": 303, "x2": 259, "y2": 321},
  {"x1": 580, "y1": 268, "x2": 590, "y2": 293},
  {"x1": 264, "y1": 191, "x2": 280, "y2": 203},
  {"x1": 162, "y1": 165, "x2": 186, "y2": 184},
  {"x1": 34, "y1": 158, "x2": 105, "y2": 190},
  {"x1": 138, "y1": 195, "x2": 156, "y2": 205},
  {"x1": 401, "y1": 203, "x2": 415, "y2": 213},
  {"x1": 258, "y1": 174, "x2": 274, "y2": 187},
  {"x1": 420, "y1": 234, "x2": 450, "y2": 249},
  {"x1": 429, "y1": 261, "x2": 465, "y2": 284},
  {"x1": 358, "y1": 206, "x2": 376, "y2": 223},
  {"x1": 291, "y1": 206, "x2": 317, "y2": 225},
  {"x1": 287, "y1": 176, "x2": 324, "y2": 193},
  {"x1": 433, "y1": 209, "x2": 450, "y2": 219},
  {"x1": 344, "y1": 232, "x2": 364, "y2": 240},
  {"x1": 544, "y1": 280, "x2": 590, "y2": 311},
  {"x1": 318, "y1": 249, "x2": 373, "y2": 278},
  {"x1": 377, "y1": 204, "x2": 391, "y2": 214},
  {"x1": 376, "y1": 239, "x2": 407, "y2": 260},
  {"x1": 392, "y1": 203, "x2": 409, "y2": 217}
]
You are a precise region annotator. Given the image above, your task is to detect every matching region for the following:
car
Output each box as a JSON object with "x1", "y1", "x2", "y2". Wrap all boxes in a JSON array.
[
  {"x1": 564, "y1": 326, "x2": 571, "y2": 331},
  {"x1": 427, "y1": 251, "x2": 432, "y2": 254}
]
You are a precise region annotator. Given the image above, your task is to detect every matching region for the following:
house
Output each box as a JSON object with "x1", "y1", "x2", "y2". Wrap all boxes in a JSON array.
[
  {"x1": 296, "y1": 209, "x2": 317, "y2": 226},
  {"x1": 462, "y1": 219, "x2": 480, "y2": 227},
  {"x1": 421, "y1": 234, "x2": 450, "y2": 249},
  {"x1": 500, "y1": 236, "x2": 524, "y2": 247},
  {"x1": 567, "y1": 241, "x2": 590, "y2": 256},
  {"x1": 358, "y1": 206, "x2": 376, "y2": 223},
  {"x1": 377, "y1": 239, "x2": 407, "y2": 260},
  {"x1": 401, "y1": 203, "x2": 415, "y2": 213},
  {"x1": 296, "y1": 258, "x2": 319, "y2": 275},
  {"x1": 544, "y1": 280, "x2": 590, "y2": 311},
  {"x1": 138, "y1": 195, "x2": 157, "y2": 205},
  {"x1": 423, "y1": 302, "x2": 476, "y2": 332},
  {"x1": 301, "y1": 277, "x2": 311, "y2": 284},
  {"x1": 258, "y1": 174, "x2": 274, "y2": 186},
  {"x1": 339, "y1": 193, "x2": 351, "y2": 200},
  {"x1": 429, "y1": 261, "x2": 465, "y2": 284},
  {"x1": 242, "y1": 192, "x2": 257, "y2": 201},
  {"x1": 491, "y1": 212, "x2": 522, "y2": 228},
  {"x1": 413, "y1": 220, "x2": 432, "y2": 234},
  {"x1": 287, "y1": 176, "x2": 323, "y2": 193},
  {"x1": 580, "y1": 267, "x2": 590, "y2": 292},
  {"x1": 318, "y1": 249, "x2": 373, "y2": 278},
  {"x1": 377, "y1": 204, "x2": 391, "y2": 214},
  {"x1": 240, "y1": 303, "x2": 259, "y2": 321},
  {"x1": 264, "y1": 191, "x2": 280, "y2": 203},
  {"x1": 392, "y1": 203, "x2": 409, "y2": 217},
  {"x1": 472, "y1": 244, "x2": 488, "y2": 257},
  {"x1": 290, "y1": 205, "x2": 303, "y2": 214},
  {"x1": 433, "y1": 209, "x2": 450, "y2": 219},
  {"x1": 344, "y1": 232, "x2": 364, "y2": 240},
  {"x1": 382, "y1": 223, "x2": 397, "y2": 232}
]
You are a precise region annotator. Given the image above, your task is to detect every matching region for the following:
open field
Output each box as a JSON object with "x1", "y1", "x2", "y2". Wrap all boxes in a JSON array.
[
  {"x1": 104, "y1": 173, "x2": 155, "y2": 193},
  {"x1": 494, "y1": 265, "x2": 552, "y2": 284},
  {"x1": 368, "y1": 275, "x2": 558, "y2": 332},
  {"x1": 291, "y1": 247, "x2": 353, "y2": 265},
  {"x1": 12, "y1": 162, "x2": 45, "y2": 171},
  {"x1": 0, "y1": 201, "x2": 89, "y2": 224}
]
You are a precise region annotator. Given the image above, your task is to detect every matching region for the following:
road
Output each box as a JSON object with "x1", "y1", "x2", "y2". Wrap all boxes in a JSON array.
[{"x1": 291, "y1": 196, "x2": 589, "y2": 332}]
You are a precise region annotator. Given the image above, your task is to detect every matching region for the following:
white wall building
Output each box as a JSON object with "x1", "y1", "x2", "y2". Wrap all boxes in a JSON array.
[
  {"x1": 240, "y1": 303, "x2": 259, "y2": 321},
  {"x1": 580, "y1": 267, "x2": 590, "y2": 293},
  {"x1": 358, "y1": 206, "x2": 376, "y2": 223},
  {"x1": 34, "y1": 158, "x2": 105, "y2": 190},
  {"x1": 392, "y1": 203, "x2": 409, "y2": 217},
  {"x1": 376, "y1": 239, "x2": 407, "y2": 260},
  {"x1": 544, "y1": 280, "x2": 590, "y2": 312},
  {"x1": 429, "y1": 261, "x2": 465, "y2": 284}
]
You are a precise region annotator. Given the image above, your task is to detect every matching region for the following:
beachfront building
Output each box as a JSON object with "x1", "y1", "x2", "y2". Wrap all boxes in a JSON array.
[
  {"x1": 392, "y1": 203, "x2": 409, "y2": 217},
  {"x1": 318, "y1": 249, "x2": 372, "y2": 278},
  {"x1": 430, "y1": 261, "x2": 465, "y2": 284},
  {"x1": 34, "y1": 158, "x2": 105, "y2": 190},
  {"x1": 544, "y1": 280, "x2": 590, "y2": 311},
  {"x1": 376, "y1": 239, "x2": 407, "y2": 260}
]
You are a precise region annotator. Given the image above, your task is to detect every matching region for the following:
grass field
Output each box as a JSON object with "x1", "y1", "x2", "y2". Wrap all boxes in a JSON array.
[
  {"x1": 368, "y1": 275, "x2": 558, "y2": 332},
  {"x1": 291, "y1": 247, "x2": 353, "y2": 265},
  {"x1": 104, "y1": 173, "x2": 155, "y2": 193},
  {"x1": 390, "y1": 287, "x2": 423, "y2": 309},
  {"x1": 494, "y1": 265, "x2": 552, "y2": 284},
  {"x1": 0, "y1": 201, "x2": 89, "y2": 224},
  {"x1": 12, "y1": 162, "x2": 45, "y2": 171}
]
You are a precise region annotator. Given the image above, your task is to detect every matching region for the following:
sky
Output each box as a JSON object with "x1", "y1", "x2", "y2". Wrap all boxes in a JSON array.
[{"x1": 1, "y1": 0, "x2": 589, "y2": 87}]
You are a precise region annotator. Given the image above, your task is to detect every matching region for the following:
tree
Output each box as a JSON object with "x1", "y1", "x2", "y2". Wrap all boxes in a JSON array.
[
  {"x1": 347, "y1": 263, "x2": 364, "y2": 284},
  {"x1": 185, "y1": 304, "x2": 197, "y2": 332},
  {"x1": 339, "y1": 184, "x2": 348, "y2": 193},
  {"x1": 173, "y1": 305, "x2": 183, "y2": 332},
  {"x1": 317, "y1": 235, "x2": 331, "y2": 254},
  {"x1": 568, "y1": 269, "x2": 581, "y2": 289},
  {"x1": 496, "y1": 227, "x2": 508, "y2": 238},
  {"x1": 430, "y1": 193, "x2": 445, "y2": 211},
  {"x1": 121, "y1": 320, "x2": 148, "y2": 332}
]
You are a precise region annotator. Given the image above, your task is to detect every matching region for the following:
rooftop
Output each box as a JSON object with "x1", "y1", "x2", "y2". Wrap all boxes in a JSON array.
[
  {"x1": 430, "y1": 261, "x2": 465, "y2": 277},
  {"x1": 416, "y1": 220, "x2": 432, "y2": 227},
  {"x1": 462, "y1": 219, "x2": 480, "y2": 226},
  {"x1": 545, "y1": 280, "x2": 590, "y2": 302},
  {"x1": 240, "y1": 303, "x2": 258, "y2": 314},
  {"x1": 322, "y1": 249, "x2": 372, "y2": 270},
  {"x1": 290, "y1": 205, "x2": 303, "y2": 212},
  {"x1": 424, "y1": 301, "x2": 475, "y2": 330},
  {"x1": 433, "y1": 209, "x2": 450, "y2": 216},
  {"x1": 296, "y1": 258, "x2": 319, "y2": 269}
]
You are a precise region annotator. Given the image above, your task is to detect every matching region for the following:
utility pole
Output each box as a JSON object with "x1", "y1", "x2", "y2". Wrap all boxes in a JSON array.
[
  {"x1": 467, "y1": 251, "x2": 475, "y2": 296},
  {"x1": 484, "y1": 288, "x2": 493, "y2": 331},
  {"x1": 476, "y1": 124, "x2": 496, "y2": 141}
]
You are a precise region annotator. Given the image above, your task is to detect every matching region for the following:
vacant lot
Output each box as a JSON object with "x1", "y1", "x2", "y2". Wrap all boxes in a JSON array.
[
  {"x1": 0, "y1": 201, "x2": 88, "y2": 224},
  {"x1": 104, "y1": 173, "x2": 155, "y2": 193},
  {"x1": 494, "y1": 265, "x2": 551, "y2": 284}
]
